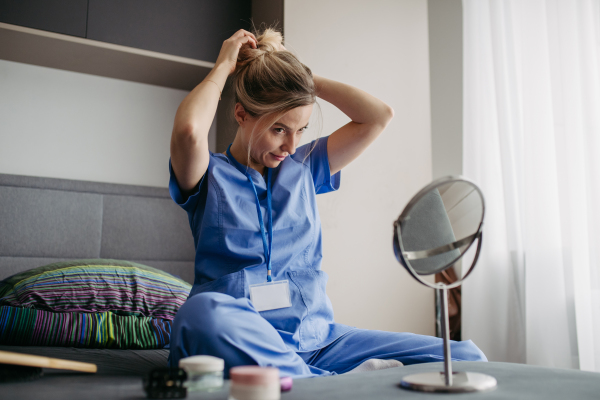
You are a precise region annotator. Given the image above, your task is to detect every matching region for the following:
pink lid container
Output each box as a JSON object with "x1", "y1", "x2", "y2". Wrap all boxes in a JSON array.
[
  {"x1": 230, "y1": 366, "x2": 279, "y2": 386},
  {"x1": 280, "y1": 376, "x2": 293, "y2": 392}
]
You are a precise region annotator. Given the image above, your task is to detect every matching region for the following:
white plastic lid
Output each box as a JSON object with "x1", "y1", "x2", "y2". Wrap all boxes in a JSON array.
[{"x1": 179, "y1": 355, "x2": 225, "y2": 373}]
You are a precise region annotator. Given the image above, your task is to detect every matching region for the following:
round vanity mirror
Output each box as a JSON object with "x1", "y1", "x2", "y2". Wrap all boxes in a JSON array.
[
  {"x1": 393, "y1": 177, "x2": 484, "y2": 286},
  {"x1": 393, "y1": 176, "x2": 496, "y2": 393}
]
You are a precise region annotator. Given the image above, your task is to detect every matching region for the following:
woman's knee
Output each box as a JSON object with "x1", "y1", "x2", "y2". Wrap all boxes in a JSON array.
[
  {"x1": 172, "y1": 292, "x2": 243, "y2": 340},
  {"x1": 177, "y1": 292, "x2": 236, "y2": 318}
]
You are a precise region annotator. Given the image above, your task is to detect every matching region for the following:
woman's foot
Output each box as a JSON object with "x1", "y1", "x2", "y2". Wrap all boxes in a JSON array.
[{"x1": 345, "y1": 359, "x2": 404, "y2": 374}]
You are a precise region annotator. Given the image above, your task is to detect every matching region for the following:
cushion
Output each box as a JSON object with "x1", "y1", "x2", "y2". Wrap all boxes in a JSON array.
[
  {"x1": 0, "y1": 259, "x2": 192, "y2": 320},
  {"x1": 0, "y1": 259, "x2": 192, "y2": 349},
  {"x1": 0, "y1": 306, "x2": 171, "y2": 349}
]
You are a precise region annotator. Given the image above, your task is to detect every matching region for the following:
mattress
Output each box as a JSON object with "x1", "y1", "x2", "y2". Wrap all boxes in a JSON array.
[{"x1": 0, "y1": 345, "x2": 169, "y2": 376}]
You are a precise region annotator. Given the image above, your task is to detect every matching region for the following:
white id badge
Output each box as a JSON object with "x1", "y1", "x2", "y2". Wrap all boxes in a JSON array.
[{"x1": 249, "y1": 280, "x2": 292, "y2": 312}]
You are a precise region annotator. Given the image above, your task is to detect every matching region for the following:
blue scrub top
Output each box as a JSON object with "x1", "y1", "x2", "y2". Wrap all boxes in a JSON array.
[{"x1": 168, "y1": 136, "x2": 354, "y2": 352}]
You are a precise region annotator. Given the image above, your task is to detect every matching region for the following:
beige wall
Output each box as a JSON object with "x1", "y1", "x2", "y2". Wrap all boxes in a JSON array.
[
  {"x1": 428, "y1": 0, "x2": 463, "y2": 179},
  {"x1": 285, "y1": 0, "x2": 435, "y2": 335}
]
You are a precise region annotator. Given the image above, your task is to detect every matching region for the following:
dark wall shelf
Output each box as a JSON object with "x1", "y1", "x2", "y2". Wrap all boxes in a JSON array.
[
  {"x1": 0, "y1": 22, "x2": 214, "y2": 91},
  {"x1": 0, "y1": 0, "x2": 252, "y2": 61},
  {"x1": 0, "y1": 0, "x2": 88, "y2": 37},
  {"x1": 86, "y1": 0, "x2": 252, "y2": 62},
  {"x1": 0, "y1": 0, "x2": 253, "y2": 89}
]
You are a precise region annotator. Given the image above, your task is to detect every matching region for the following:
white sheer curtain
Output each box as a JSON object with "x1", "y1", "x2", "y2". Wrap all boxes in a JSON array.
[{"x1": 462, "y1": 0, "x2": 600, "y2": 371}]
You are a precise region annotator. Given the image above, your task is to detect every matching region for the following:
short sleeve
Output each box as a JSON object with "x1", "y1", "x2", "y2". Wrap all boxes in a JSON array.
[
  {"x1": 291, "y1": 136, "x2": 341, "y2": 194},
  {"x1": 168, "y1": 157, "x2": 207, "y2": 213}
]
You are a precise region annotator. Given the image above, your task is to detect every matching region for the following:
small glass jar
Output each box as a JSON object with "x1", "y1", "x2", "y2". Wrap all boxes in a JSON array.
[
  {"x1": 229, "y1": 366, "x2": 280, "y2": 400},
  {"x1": 179, "y1": 355, "x2": 224, "y2": 392}
]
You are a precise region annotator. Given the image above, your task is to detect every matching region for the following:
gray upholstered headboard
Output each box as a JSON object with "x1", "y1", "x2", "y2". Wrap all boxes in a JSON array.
[{"x1": 0, "y1": 173, "x2": 195, "y2": 284}]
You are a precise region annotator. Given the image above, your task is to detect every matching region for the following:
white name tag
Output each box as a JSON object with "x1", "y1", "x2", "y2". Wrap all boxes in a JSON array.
[{"x1": 249, "y1": 280, "x2": 292, "y2": 312}]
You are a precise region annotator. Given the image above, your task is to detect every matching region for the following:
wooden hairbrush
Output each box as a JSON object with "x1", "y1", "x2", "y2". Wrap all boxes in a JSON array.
[{"x1": 0, "y1": 350, "x2": 97, "y2": 383}]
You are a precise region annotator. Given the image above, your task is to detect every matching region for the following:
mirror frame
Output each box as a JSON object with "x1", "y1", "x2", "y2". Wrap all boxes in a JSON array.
[{"x1": 393, "y1": 175, "x2": 486, "y2": 290}]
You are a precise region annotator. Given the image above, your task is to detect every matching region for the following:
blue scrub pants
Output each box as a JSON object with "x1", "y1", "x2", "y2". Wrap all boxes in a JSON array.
[{"x1": 168, "y1": 292, "x2": 487, "y2": 378}]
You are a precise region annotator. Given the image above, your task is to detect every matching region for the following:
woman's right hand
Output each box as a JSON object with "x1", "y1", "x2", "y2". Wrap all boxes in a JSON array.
[
  {"x1": 170, "y1": 30, "x2": 257, "y2": 193},
  {"x1": 215, "y1": 29, "x2": 258, "y2": 75}
]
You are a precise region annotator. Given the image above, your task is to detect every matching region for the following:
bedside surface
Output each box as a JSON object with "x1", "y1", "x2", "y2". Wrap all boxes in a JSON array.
[{"x1": 2, "y1": 361, "x2": 600, "y2": 400}]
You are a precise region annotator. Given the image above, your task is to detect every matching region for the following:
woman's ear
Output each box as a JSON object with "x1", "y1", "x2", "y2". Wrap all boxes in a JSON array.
[{"x1": 234, "y1": 103, "x2": 247, "y2": 126}]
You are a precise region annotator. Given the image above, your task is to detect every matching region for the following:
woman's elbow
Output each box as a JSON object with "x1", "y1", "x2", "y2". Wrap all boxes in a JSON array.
[
  {"x1": 376, "y1": 105, "x2": 394, "y2": 129},
  {"x1": 384, "y1": 105, "x2": 395, "y2": 123},
  {"x1": 172, "y1": 124, "x2": 200, "y2": 149}
]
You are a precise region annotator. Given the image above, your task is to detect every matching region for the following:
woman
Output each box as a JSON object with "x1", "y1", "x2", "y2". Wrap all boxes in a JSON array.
[{"x1": 167, "y1": 28, "x2": 486, "y2": 378}]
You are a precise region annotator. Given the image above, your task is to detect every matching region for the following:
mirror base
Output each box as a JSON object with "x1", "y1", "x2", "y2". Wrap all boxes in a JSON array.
[{"x1": 400, "y1": 371, "x2": 497, "y2": 393}]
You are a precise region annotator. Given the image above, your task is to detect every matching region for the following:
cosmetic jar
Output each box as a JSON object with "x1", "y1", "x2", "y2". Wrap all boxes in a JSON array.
[
  {"x1": 229, "y1": 366, "x2": 280, "y2": 400},
  {"x1": 280, "y1": 376, "x2": 293, "y2": 392},
  {"x1": 179, "y1": 355, "x2": 224, "y2": 392}
]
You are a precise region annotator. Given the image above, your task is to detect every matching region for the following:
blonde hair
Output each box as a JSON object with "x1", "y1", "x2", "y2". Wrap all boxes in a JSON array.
[{"x1": 232, "y1": 26, "x2": 322, "y2": 165}]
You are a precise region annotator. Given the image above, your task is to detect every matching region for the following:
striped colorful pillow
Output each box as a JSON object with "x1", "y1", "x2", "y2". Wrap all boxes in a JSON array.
[
  {"x1": 0, "y1": 306, "x2": 171, "y2": 349},
  {"x1": 0, "y1": 259, "x2": 192, "y2": 349},
  {"x1": 0, "y1": 259, "x2": 191, "y2": 320}
]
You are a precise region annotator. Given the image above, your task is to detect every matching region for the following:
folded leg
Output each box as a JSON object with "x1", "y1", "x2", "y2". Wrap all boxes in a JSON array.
[
  {"x1": 300, "y1": 328, "x2": 487, "y2": 375},
  {"x1": 168, "y1": 292, "x2": 332, "y2": 378}
]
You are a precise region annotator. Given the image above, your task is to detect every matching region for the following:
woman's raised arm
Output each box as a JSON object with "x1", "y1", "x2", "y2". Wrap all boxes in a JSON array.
[
  {"x1": 313, "y1": 75, "x2": 394, "y2": 175},
  {"x1": 170, "y1": 30, "x2": 258, "y2": 192}
]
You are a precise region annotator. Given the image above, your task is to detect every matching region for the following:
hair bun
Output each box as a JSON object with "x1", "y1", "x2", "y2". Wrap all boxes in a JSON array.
[
  {"x1": 255, "y1": 28, "x2": 283, "y2": 52},
  {"x1": 231, "y1": 24, "x2": 315, "y2": 125},
  {"x1": 236, "y1": 27, "x2": 284, "y2": 70}
]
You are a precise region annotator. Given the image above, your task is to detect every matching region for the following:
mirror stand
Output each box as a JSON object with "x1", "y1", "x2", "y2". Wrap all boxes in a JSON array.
[
  {"x1": 394, "y1": 176, "x2": 498, "y2": 393},
  {"x1": 400, "y1": 285, "x2": 497, "y2": 393}
]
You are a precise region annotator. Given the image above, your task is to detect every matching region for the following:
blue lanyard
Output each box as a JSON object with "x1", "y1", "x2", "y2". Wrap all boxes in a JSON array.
[{"x1": 226, "y1": 147, "x2": 273, "y2": 282}]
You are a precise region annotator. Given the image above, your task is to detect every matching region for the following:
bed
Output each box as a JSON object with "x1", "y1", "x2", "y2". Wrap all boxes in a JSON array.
[
  {"x1": 2, "y1": 172, "x2": 600, "y2": 399},
  {"x1": 0, "y1": 172, "x2": 195, "y2": 375}
]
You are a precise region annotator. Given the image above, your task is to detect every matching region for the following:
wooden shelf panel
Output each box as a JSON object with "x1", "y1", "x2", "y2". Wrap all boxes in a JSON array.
[{"x1": 0, "y1": 22, "x2": 214, "y2": 91}]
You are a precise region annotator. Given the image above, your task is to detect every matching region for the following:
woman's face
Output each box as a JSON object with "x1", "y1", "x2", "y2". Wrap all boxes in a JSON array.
[{"x1": 238, "y1": 104, "x2": 314, "y2": 169}]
